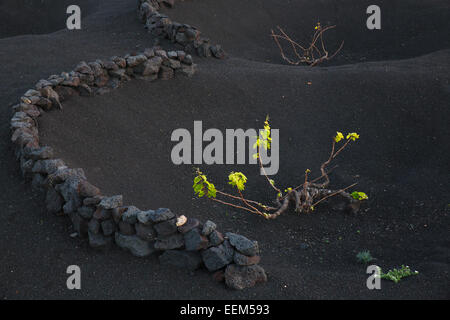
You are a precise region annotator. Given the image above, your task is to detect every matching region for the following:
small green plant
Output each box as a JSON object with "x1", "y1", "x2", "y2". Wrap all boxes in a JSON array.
[
  {"x1": 356, "y1": 250, "x2": 375, "y2": 264},
  {"x1": 380, "y1": 265, "x2": 419, "y2": 283},
  {"x1": 193, "y1": 117, "x2": 368, "y2": 219}
]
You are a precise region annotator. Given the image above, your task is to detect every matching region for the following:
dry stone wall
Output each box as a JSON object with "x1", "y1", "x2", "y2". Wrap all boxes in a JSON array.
[
  {"x1": 138, "y1": 0, "x2": 226, "y2": 58},
  {"x1": 8, "y1": 2, "x2": 266, "y2": 290}
]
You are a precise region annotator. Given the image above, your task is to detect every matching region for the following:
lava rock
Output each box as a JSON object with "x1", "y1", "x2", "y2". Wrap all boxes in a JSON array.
[
  {"x1": 99, "y1": 195, "x2": 123, "y2": 210},
  {"x1": 202, "y1": 220, "x2": 217, "y2": 236},
  {"x1": 77, "y1": 206, "x2": 95, "y2": 219},
  {"x1": 208, "y1": 230, "x2": 224, "y2": 246},
  {"x1": 201, "y1": 240, "x2": 234, "y2": 271},
  {"x1": 121, "y1": 206, "x2": 140, "y2": 224},
  {"x1": 149, "y1": 208, "x2": 175, "y2": 223},
  {"x1": 126, "y1": 54, "x2": 147, "y2": 67},
  {"x1": 177, "y1": 217, "x2": 199, "y2": 233},
  {"x1": 77, "y1": 180, "x2": 101, "y2": 198},
  {"x1": 23, "y1": 146, "x2": 54, "y2": 160},
  {"x1": 135, "y1": 223, "x2": 157, "y2": 241},
  {"x1": 115, "y1": 233, "x2": 155, "y2": 257},
  {"x1": 93, "y1": 207, "x2": 112, "y2": 221},
  {"x1": 153, "y1": 218, "x2": 178, "y2": 236},
  {"x1": 226, "y1": 233, "x2": 259, "y2": 256},
  {"x1": 233, "y1": 252, "x2": 261, "y2": 266},
  {"x1": 88, "y1": 218, "x2": 100, "y2": 234},
  {"x1": 224, "y1": 264, "x2": 267, "y2": 290},
  {"x1": 118, "y1": 221, "x2": 136, "y2": 235},
  {"x1": 47, "y1": 167, "x2": 86, "y2": 185},
  {"x1": 154, "y1": 233, "x2": 184, "y2": 250},
  {"x1": 45, "y1": 187, "x2": 64, "y2": 214},
  {"x1": 134, "y1": 56, "x2": 162, "y2": 76},
  {"x1": 158, "y1": 66, "x2": 174, "y2": 80},
  {"x1": 69, "y1": 212, "x2": 88, "y2": 237},
  {"x1": 184, "y1": 228, "x2": 209, "y2": 251},
  {"x1": 83, "y1": 195, "x2": 103, "y2": 206},
  {"x1": 55, "y1": 178, "x2": 83, "y2": 214},
  {"x1": 137, "y1": 210, "x2": 155, "y2": 225},
  {"x1": 101, "y1": 220, "x2": 117, "y2": 236},
  {"x1": 210, "y1": 45, "x2": 226, "y2": 59},
  {"x1": 32, "y1": 159, "x2": 66, "y2": 175}
]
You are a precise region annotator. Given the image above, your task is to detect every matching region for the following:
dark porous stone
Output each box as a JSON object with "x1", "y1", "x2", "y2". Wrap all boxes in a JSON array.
[
  {"x1": 112, "y1": 206, "x2": 127, "y2": 223},
  {"x1": 201, "y1": 240, "x2": 234, "y2": 271},
  {"x1": 226, "y1": 233, "x2": 259, "y2": 256},
  {"x1": 78, "y1": 83, "x2": 93, "y2": 96},
  {"x1": 115, "y1": 233, "x2": 155, "y2": 257},
  {"x1": 47, "y1": 167, "x2": 86, "y2": 186},
  {"x1": 111, "y1": 56, "x2": 127, "y2": 68},
  {"x1": 201, "y1": 220, "x2": 217, "y2": 236},
  {"x1": 177, "y1": 217, "x2": 199, "y2": 233},
  {"x1": 126, "y1": 54, "x2": 147, "y2": 68},
  {"x1": 134, "y1": 56, "x2": 162, "y2": 76},
  {"x1": 162, "y1": 58, "x2": 181, "y2": 69},
  {"x1": 233, "y1": 252, "x2": 261, "y2": 266},
  {"x1": 153, "y1": 218, "x2": 178, "y2": 236},
  {"x1": 176, "y1": 64, "x2": 196, "y2": 77},
  {"x1": 40, "y1": 86, "x2": 61, "y2": 109},
  {"x1": 184, "y1": 228, "x2": 209, "y2": 251},
  {"x1": 31, "y1": 173, "x2": 46, "y2": 191},
  {"x1": 75, "y1": 61, "x2": 93, "y2": 74},
  {"x1": 55, "y1": 178, "x2": 83, "y2": 214},
  {"x1": 103, "y1": 60, "x2": 118, "y2": 71},
  {"x1": 147, "y1": 208, "x2": 175, "y2": 223},
  {"x1": 167, "y1": 51, "x2": 178, "y2": 59},
  {"x1": 183, "y1": 54, "x2": 193, "y2": 65},
  {"x1": 23, "y1": 146, "x2": 54, "y2": 160},
  {"x1": 77, "y1": 180, "x2": 101, "y2": 198},
  {"x1": 109, "y1": 69, "x2": 130, "y2": 81},
  {"x1": 210, "y1": 44, "x2": 226, "y2": 59},
  {"x1": 159, "y1": 250, "x2": 202, "y2": 271},
  {"x1": 88, "y1": 218, "x2": 100, "y2": 234},
  {"x1": 54, "y1": 85, "x2": 79, "y2": 101},
  {"x1": 32, "y1": 159, "x2": 66, "y2": 175},
  {"x1": 13, "y1": 103, "x2": 41, "y2": 119},
  {"x1": 121, "y1": 206, "x2": 140, "y2": 224},
  {"x1": 46, "y1": 187, "x2": 64, "y2": 214},
  {"x1": 208, "y1": 230, "x2": 224, "y2": 246},
  {"x1": 224, "y1": 264, "x2": 267, "y2": 290},
  {"x1": 93, "y1": 207, "x2": 112, "y2": 221},
  {"x1": 143, "y1": 47, "x2": 155, "y2": 58},
  {"x1": 155, "y1": 49, "x2": 168, "y2": 59},
  {"x1": 69, "y1": 212, "x2": 88, "y2": 237},
  {"x1": 19, "y1": 157, "x2": 34, "y2": 180},
  {"x1": 83, "y1": 195, "x2": 103, "y2": 206},
  {"x1": 135, "y1": 223, "x2": 156, "y2": 241},
  {"x1": 184, "y1": 28, "x2": 199, "y2": 41},
  {"x1": 118, "y1": 221, "x2": 136, "y2": 235},
  {"x1": 88, "y1": 231, "x2": 113, "y2": 249},
  {"x1": 197, "y1": 43, "x2": 212, "y2": 58},
  {"x1": 99, "y1": 195, "x2": 123, "y2": 210},
  {"x1": 154, "y1": 233, "x2": 184, "y2": 250},
  {"x1": 77, "y1": 206, "x2": 95, "y2": 219},
  {"x1": 158, "y1": 66, "x2": 174, "y2": 80},
  {"x1": 136, "y1": 210, "x2": 153, "y2": 225},
  {"x1": 101, "y1": 220, "x2": 117, "y2": 236}
]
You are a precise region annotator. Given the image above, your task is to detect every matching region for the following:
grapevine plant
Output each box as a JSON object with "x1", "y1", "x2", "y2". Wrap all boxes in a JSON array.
[{"x1": 193, "y1": 116, "x2": 368, "y2": 219}]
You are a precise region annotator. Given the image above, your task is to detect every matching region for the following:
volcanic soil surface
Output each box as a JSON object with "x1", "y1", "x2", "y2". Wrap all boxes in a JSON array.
[{"x1": 1, "y1": 0, "x2": 449, "y2": 299}]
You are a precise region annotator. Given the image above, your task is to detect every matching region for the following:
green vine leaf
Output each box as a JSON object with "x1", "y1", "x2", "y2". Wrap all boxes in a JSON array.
[{"x1": 228, "y1": 172, "x2": 248, "y2": 191}]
